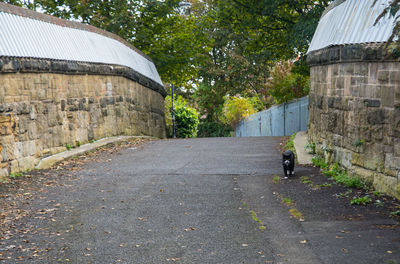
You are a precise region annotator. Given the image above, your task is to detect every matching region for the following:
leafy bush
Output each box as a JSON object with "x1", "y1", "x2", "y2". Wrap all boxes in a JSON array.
[
  {"x1": 174, "y1": 105, "x2": 200, "y2": 138},
  {"x1": 311, "y1": 155, "x2": 328, "y2": 169},
  {"x1": 164, "y1": 95, "x2": 199, "y2": 138},
  {"x1": 350, "y1": 195, "x2": 372, "y2": 206},
  {"x1": 197, "y1": 120, "x2": 232, "y2": 138},
  {"x1": 221, "y1": 95, "x2": 257, "y2": 129},
  {"x1": 266, "y1": 61, "x2": 310, "y2": 104}
]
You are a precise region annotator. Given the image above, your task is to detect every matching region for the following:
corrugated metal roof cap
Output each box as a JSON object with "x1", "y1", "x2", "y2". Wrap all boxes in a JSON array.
[{"x1": 308, "y1": 0, "x2": 397, "y2": 54}]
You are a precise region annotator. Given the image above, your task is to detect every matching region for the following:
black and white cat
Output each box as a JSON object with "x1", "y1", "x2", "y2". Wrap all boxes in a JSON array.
[{"x1": 282, "y1": 150, "x2": 295, "y2": 178}]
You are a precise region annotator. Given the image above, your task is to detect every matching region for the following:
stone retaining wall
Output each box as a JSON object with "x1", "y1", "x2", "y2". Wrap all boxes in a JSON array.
[
  {"x1": 0, "y1": 58, "x2": 166, "y2": 177},
  {"x1": 307, "y1": 44, "x2": 400, "y2": 199}
]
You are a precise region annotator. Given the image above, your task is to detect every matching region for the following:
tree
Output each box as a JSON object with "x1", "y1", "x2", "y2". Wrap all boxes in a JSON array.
[{"x1": 221, "y1": 95, "x2": 257, "y2": 129}]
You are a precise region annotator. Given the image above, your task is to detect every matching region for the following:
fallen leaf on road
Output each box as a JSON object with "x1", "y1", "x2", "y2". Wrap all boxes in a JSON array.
[
  {"x1": 341, "y1": 248, "x2": 348, "y2": 253},
  {"x1": 387, "y1": 251, "x2": 393, "y2": 254},
  {"x1": 242, "y1": 244, "x2": 248, "y2": 247},
  {"x1": 300, "y1": 240, "x2": 307, "y2": 244}
]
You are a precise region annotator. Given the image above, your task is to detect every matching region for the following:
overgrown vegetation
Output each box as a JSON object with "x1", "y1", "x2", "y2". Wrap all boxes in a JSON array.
[
  {"x1": 221, "y1": 95, "x2": 258, "y2": 129},
  {"x1": 312, "y1": 157, "x2": 368, "y2": 190},
  {"x1": 266, "y1": 61, "x2": 310, "y2": 105},
  {"x1": 350, "y1": 195, "x2": 372, "y2": 206},
  {"x1": 164, "y1": 96, "x2": 199, "y2": 138}
]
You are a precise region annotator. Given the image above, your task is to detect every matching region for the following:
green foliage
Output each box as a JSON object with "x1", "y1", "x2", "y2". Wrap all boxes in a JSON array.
[
  {"x1": 305, "y1": 142, "x2": 316, "y2": 154},
  {"x1": 353, "y1": 139, "x2": 364, "y2": 147},
  {"x1": 282, "y1": 197, "x2": 294, "y2": 206},
  {"x1": 250, "y1": 210, "x2": 266, "y2": 230},
  {"x1": 336, "y1": 190, "x2": 353, "y2": 198},
  {"x1": 273, "y1": 175, "x2": 280, "y2": 184},
  {"x1": 373, "y1": 191, "x2": 382, "y2": 197},
  {"x1": 165, "y1": 95, "x2": 199, "y2": 138},
  {"x1": 76, "y1": 141, "x2": 81, "y2": 147},
  {"x1": 350, "y1": 195, "x2": 372, "y2": 206},
  {"x1": 197, "y1": 120, "x2": 232, "y2": 138},
  {"x1": 9, "y1": 172, "x2": 23, "y2": 179},
  {"x1": 311, "y1": 155, "x2": 328, "y2": 169},
  {"x1": 316, "y1": 162, "x2": 368, "y2": 190},
  {"x1": 66, "y1": 144, "x2": 73, "y2": 150},
  {"x1": 390, "y1": 210, "x2": 400, "y2": 217},
  {"x1": 266, "y1": 61, "x2": 310, "y2": 105},
  {"x1": 300, "y1": 176, "x2": 313, "y2": 185},
  {"x1": 221, "y1": 95, "x2": 257, "y2": 129},
  {"x1": 284, "y1": 133, "x2": 297, "y2": 153}
]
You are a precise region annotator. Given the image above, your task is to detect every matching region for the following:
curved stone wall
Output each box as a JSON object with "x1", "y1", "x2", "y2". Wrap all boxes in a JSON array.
[
  {"x1": 0, "y1": 4, "x2": 166, "y2": 177},
  {"x1": 307, "y1": 44, "x2": 400, "y2": 199}
]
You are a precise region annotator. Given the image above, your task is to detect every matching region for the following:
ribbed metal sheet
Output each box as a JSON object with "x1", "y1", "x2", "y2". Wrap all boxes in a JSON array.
[
  {"x1": 0, "y1": 11, "x2": 163, "y2": 85},
  {"x1": 235, "y1": 97, "x2": 309, "y2": 137},
  {"x1": 308, "y1": 0, "x2": 396, "y2": 53}
]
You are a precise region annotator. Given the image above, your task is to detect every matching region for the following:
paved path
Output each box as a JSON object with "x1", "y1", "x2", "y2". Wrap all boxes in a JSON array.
[{"x1": 1, "y1": 137, "x2": 399, "y2": 263}]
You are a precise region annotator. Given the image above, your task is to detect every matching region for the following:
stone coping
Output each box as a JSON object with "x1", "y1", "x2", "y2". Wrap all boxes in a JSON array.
[
  {"x1": 307, "y1": 43, "x2": 399, "y2": 66},
  {"x1": 0, "y1": 2, "x2": 153, "y2": 63},
  {"x1": 0, "y1": 57, "x2": 167, "y2": 98}
]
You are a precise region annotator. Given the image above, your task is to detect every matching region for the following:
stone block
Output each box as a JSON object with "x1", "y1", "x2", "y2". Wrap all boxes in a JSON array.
[
  {"x1": 394, "y1": 139, "x2": 400, "y2": 156},
  {"x1": 9, "y1": 159, "x2": 19, "y2": 173},
  {"x1": 367, "y1": 109, "x2": 387, "y2": 125},
  {"x1": 381, "y1": 85, "x2": 394, "y2": 107},
  {"x1": 373, "y1": 172, "x2": 398, "y2": 198},
  {"x1": 350, "y1": 166, "x2": 374, "y2": 183},
  {"x1": 17, "y1": 156, "x2": 37, "y2": 171},
  {"x1": 363, "y1": 99, "x2": 380, "y2": 107},
  {"x1": 378, "y1": 70, "x2": 390, "y2": 84},
  {"x1": 390, "y1": 71, "x2": 400, "y2": 84},
  {"x1": 360, "y1": 143, "x2": 385, "y2": 171},
  {"x1": 1, "y1": 135, "x2": 17, "y2": 162},
  {"x1": 385, "y1": 153, "x2": 400, "y2": 171},
  {"x1": 0, "y1": 168, "x2": 8, "y2": 178}
]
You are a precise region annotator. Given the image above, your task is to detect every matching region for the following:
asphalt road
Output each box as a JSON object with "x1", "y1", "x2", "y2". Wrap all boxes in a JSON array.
[{"x1": 1, "y1": 137, "x2": 399, "y2": 264}]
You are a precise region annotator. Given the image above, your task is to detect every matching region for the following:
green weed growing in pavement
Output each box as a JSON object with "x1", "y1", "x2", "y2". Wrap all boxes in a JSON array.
[
  {"x1": 300, "y1": 176, "x2": 332, "y2": 189},
  {"x1": 76, "y1": 141, "x2": 81, "y2": 147},
  {"x1": 317, "y1": 183, "x2": 332, "y2": 188},
  {"x1": 300, "y1": 176, "x2": 312, "y2": 185},
  {"x1": 390, "y1": 210, "x2": 400, "y2": 217},
  {"x1": 9, "y1": 172, "x2": 23, "y2": 179},
  {"x1": 289, "y1": 208, "x2": 304, "y2": 221},
  {"x1": 281, "y1": 197, "x2": 294, "y2": 206},
  {"x1": 350, "y1": 195, "x2": 372, "y2": 206},
  {"x1": 336, "y1": 190, "x2": 353, "y2": 198},
  {"x1": 66, "y1": 143, "x2": 73, "y2": 150},
  {"x1": 250, "y1": 210, "x2": 266, "y2": 230},
  {"x1": 373, "y1": 191, "x2": 382, "y2": 197},
  {"x1": 273, "y1": 175, "x2": 280, "y2": 184}
]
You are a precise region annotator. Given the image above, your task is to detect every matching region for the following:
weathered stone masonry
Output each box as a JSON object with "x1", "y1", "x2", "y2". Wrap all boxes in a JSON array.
[
  {"x1": 307, "y1": 44, "x2": 400, "y2": 199},
  {"x1": 0, "y1": 57, "x2": 166, "y2": 177}
]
